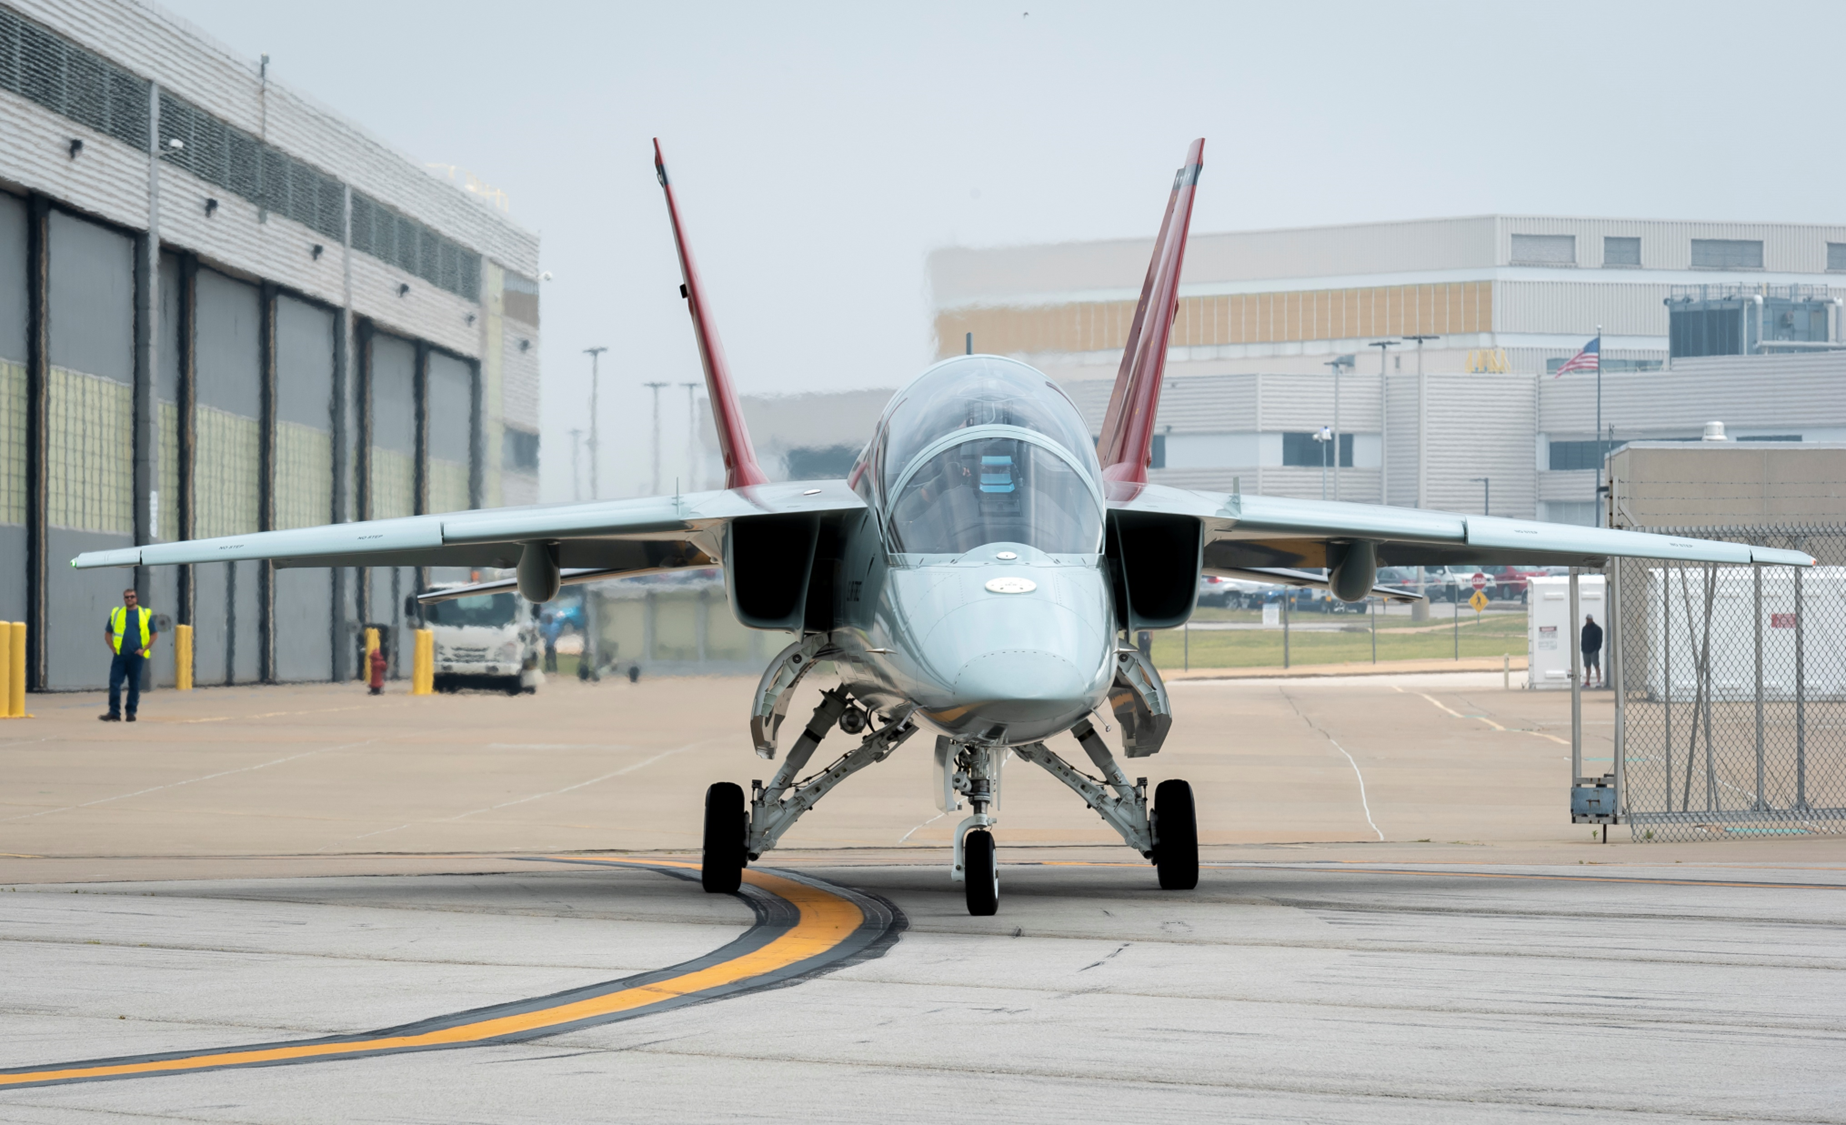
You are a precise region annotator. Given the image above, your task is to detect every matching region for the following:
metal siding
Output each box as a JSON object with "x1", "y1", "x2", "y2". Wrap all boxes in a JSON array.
[
  {"x1": 0, "y1": 88, "x2": 148, "y2": 232},
  {"x1": 500, "y1": 323, "x2": 539, "y2": 430},
  {"x1": 1537, "y1": 355, "x2": 1846, "y2": 436},
  {"x1": 271, "y1": 292, "x2": 332, "y2": 680},
  {"x1": 1383, "y1": 372, "x2": 1419, "y2": 507},
  {"x1": 15, "y1": 0, "x2": 539, "y2": 276},
  {"x1": 1497, "y1": 279, "x2": 1679, "y2": 336},
  {"x1": 1420, "y1": 373, "x2": 1535, "y2": 519},
  {"x1": 931, "y1": 217, "x2": 1497, "y2": 307}
]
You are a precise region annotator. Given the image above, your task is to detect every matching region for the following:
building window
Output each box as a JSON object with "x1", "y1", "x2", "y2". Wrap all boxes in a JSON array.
[
  {"x1": 502, "y1": 427, "x2": 539, "y2": 473},
  {"x1": 1511, "y1": 234, "x2": 1576, "y2": 266},
  {"x1": 1282, "y1": 431, "x2": 1352, "y2": 468},
  {"x1": 1828, "y1": 243, "x2": 1846, "y2": 272},
  {"x1": 1690, "y1": 239, "x2": 1763, "y2": 269},
  {"x1": 1548, "y1": 439, "x2": 1623, "y2": 472},
  {"x1": 1149, "y1": 433, "x2": 1165, "y2": 470},
  {"x1": 1604, "y1": 237, "x2": 1641, "y2": 267}
]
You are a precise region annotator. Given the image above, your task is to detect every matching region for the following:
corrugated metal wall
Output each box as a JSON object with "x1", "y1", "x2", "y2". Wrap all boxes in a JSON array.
[
  {"x1": 1537, "y1": 355, "x2": 1846, "y2": 436},
  {"x1": 1420, "y1": 374, "x2": 1535, "y2": 519}
]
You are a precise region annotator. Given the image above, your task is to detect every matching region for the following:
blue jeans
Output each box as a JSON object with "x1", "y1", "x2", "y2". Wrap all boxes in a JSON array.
[{"x1": 108, "y1": 651, "x2": 145, "y2": 717}]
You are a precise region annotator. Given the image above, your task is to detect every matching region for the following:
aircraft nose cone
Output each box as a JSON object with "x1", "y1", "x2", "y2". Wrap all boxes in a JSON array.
[{"x1": 951, "y1": 649, "x2": 1091, "y2": 731}]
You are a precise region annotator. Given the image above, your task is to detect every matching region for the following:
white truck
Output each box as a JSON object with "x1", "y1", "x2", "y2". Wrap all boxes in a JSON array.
[{"x1": 420, "y1": 585, "x2": 543, "y2": 695}]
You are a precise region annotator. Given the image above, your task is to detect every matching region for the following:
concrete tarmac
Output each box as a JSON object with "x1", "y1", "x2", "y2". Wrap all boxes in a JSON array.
[{"x1": 3, "y1": 673, "x2": 1844, "y2": 1121}]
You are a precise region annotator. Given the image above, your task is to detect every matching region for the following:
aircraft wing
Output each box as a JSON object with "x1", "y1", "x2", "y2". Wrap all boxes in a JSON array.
[
  {"x1": 1111, "y1": 482, "x2": 1815, "y2": 570},
  {"x1": 71, "y1": 481, "x2": 864, "y2": 575}
]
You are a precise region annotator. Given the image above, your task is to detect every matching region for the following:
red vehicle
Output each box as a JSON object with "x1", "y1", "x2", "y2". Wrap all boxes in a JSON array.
[{"x1": 1481, "y1": 566, "x2": 1542, "y2": 603}]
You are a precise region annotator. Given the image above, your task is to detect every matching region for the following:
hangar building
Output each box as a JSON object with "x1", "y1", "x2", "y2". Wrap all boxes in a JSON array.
[{"x1": 0, "y1": 0, "x2": 543, "y2": 691}]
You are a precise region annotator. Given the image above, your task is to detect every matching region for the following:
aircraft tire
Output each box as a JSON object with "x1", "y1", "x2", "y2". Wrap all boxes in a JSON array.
[
  {"x1": 963, "y1": 829, "x2": 998, "y2": 916},
  {"x1": 1152, "y1": 779, "x2": 1199, "y2": 890},
  {"x1": 701, "y1": 782, "x2": 747, "y2": 894}
]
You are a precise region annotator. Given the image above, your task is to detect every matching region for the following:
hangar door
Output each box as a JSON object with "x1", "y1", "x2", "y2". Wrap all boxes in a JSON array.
[
  {"x1": 368, "y1": 331, "x2": 418, "y2": 676},
  {"x1": 191, "y1": 267, "x2": 262, "y2": 686},
  {"x1": 44, "y1": 210, "x2": 136, "y2": 690},
  {"x1": 0, "y1": 193, "x2": 25, "y2": 627},
  {"x1": 273, "y1": 294, "x2": 337, "y2": 681}
]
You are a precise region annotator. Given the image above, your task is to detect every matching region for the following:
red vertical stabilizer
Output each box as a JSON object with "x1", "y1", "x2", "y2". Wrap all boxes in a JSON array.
[
  {"x1": 1094, "y1": 139, "x2": 1205, "y2": 486},
  {"x1": 654, "y1": 140, "x2": 769, "y2": 490}
]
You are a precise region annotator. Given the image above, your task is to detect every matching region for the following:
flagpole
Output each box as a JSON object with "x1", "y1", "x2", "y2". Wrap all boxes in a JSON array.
[{"x1": 1595, "y1": 324, "x2": 1603, "y2": 527}]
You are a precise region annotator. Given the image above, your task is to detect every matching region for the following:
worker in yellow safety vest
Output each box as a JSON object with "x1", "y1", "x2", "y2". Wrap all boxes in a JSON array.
[{"x1": 102, "y1": 587, "x2": 157, "y2": 722}]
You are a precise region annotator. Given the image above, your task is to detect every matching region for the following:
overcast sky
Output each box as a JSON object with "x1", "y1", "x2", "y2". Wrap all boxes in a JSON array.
[{"x1": 158, "y1": 0, "x2": 1846, "y2": 501}]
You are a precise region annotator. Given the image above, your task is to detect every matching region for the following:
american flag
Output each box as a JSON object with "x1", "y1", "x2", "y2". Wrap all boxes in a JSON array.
[{"x1": 1554, "y1": 336, "x2": 1599, "y2": 377}]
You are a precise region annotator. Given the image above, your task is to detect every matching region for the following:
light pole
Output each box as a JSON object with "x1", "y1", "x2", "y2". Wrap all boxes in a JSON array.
[
  {"x1": 583, "y1": 347, "x2": 607, "y2": 499},
  {"x1": 681, "y1": 381, "x2": 701, "y2": 492},
  {"x1": 1367, "y1": 340, "x2": 1398, "y2": 506},
  {"x1": 1323, "y1": 354, "x2": 1353, "y2": 500},
  {"x1": 1470, "y1": 476, "x2": 1490, "y2": 517},
  {"x1": 643, "y1": 381, "x2": 669, "y2": 495},
  {"x1": 1313, "y1": 425, "x2": 1332, "y2": 500},
  {"x1": 569, "y1": 428, "x2": 583, "y2": 502},
  {"x1": 1400, "y1": 335, "x2": 1438, "y2": 510}
]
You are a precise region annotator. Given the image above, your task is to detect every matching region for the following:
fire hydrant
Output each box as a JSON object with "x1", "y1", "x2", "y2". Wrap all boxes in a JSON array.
[{"x1": 367, "y1": 645, "x2": 387, "y2": 695}]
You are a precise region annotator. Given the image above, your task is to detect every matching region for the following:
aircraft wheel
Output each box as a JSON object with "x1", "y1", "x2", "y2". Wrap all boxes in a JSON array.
[
  {"x1": 1152, "y1": 779, "x2": 1199, "y2": 890},
  {"x1": 963, "y1": 829, "x2": 998, "y2": 916},
  {"x1": 701, "y1": 782, "x2": 747, "y2": 894}
]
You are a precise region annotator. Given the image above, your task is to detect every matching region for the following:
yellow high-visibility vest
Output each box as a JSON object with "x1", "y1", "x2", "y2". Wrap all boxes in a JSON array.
[{"x1": 110, "y1": 606, "x2": 152, "y2": 654}]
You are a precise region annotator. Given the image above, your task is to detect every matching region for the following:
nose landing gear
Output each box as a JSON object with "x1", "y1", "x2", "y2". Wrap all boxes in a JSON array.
[{"x1": 962, "y1": 829, "x2": 998, "y2": 915}]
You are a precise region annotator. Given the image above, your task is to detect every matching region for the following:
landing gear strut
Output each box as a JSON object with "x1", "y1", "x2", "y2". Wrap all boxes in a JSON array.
[{"x1": 703, "y1": 685, "x2": 919, "y2": 894}]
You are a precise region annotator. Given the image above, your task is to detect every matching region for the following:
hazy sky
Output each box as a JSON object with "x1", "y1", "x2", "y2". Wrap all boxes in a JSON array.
[{"x1": 158, "y1": 0, "x2": 1846, "y2": 500}]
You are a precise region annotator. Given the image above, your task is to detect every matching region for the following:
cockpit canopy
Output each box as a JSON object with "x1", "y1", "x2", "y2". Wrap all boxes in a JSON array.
[
  {"x1": 874, "y1": 356, "x2": 1103, "y2": 556},
  {"x1": 876, "y1": 356, "x2": 1098, "y2": 496}
]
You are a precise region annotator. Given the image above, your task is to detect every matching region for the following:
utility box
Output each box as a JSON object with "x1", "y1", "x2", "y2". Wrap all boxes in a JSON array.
[
  {"x1": 1637, "y1": 566, "x2": 1846, "y2": 702},
  {"x1": 1527, "y1": 575, "x2": 1604, "y2": 690}
]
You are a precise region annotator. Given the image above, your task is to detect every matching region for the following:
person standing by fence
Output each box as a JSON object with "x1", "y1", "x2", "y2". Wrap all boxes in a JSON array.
[
  {"x1": 101, "y1": 588, "x2": 156, "y2": 722},
  {"x1": 1580, "y1": 613, "x2": 1604, "y2": 689}
]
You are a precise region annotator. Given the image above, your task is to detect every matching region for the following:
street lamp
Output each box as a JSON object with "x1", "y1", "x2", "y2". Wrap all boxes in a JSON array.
[
  {"x1": 643, "y1": 382, "x2": 669, "y2": 495},
  {"x1": 1400, "y1": 335, "x2": 1438, "y2": 511},
  {"x1": 583, "y1": 347, "x2": 607, "y2": 500},
  {"x1": 1323, "y1": 354, "x2": 1354, "y2": 500},
  {"x1": 1313, "y1": 425, "x2": 1332, "y2": 500},
  {"x1": 1469, "y1": 476, "x2": 1490, "y2": 517}
]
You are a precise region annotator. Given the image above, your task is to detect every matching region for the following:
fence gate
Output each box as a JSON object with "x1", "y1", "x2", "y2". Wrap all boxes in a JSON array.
[{"x1": 1614, "y1": 525, "x2": 1846, "y2": 841}]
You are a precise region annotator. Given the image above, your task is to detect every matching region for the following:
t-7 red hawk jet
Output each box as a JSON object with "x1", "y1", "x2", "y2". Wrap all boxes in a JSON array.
[{"x1": 77, "y1": 139, "x2": 1813, "y2": 914}]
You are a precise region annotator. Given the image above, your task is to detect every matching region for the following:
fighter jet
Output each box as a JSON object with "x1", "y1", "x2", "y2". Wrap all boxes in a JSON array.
[{"x1": 76, "y1": 139, "x2": 1814, "y2": 915}]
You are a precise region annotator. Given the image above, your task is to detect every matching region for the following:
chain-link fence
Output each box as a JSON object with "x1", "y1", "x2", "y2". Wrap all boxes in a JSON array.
[{"x1": 1615, "y1": 525, "x2": 1846, "y2": 841}]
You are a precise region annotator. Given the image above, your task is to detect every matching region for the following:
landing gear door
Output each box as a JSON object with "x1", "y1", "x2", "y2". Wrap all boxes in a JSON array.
[
  {"x1": 934, "y1": 736, "x2": 960, "y2": 813},
  {"x1": 1110, "y1": 648, "x2": 1173, "y2": 758}
]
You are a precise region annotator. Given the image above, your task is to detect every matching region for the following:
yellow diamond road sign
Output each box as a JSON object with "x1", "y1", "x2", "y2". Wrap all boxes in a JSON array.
[{"x1": 1468, "y1": 589, "x2": 1489, "y2": 612}]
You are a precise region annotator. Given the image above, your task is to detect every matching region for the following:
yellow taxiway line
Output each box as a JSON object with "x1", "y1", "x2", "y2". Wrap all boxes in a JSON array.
[{"x1": 0, "y1": 857, "x2": 887, "y2": 1091}]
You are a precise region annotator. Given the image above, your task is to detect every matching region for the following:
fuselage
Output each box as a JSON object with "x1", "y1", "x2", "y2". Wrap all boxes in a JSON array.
[{"x1": 823, "y1": 355, "x2": 1118, "y2": 745}]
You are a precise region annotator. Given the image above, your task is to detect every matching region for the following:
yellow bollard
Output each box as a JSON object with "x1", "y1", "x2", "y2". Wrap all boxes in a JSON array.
[
  {"x1": 0, "y1": 622, "x2": 10, "y2": 717},
  {"x1": 174, "y1": 624, "x2": 194, "y2": 691},
  {"x1": 7, "y1": 621, "x2": 24, "y2": 718},
  {"x1": 363, "y1": 627, "x2": 380, "y2": 675},
  {"x1": 411, "y1": 628, "x2": 434, "y2": 695}
]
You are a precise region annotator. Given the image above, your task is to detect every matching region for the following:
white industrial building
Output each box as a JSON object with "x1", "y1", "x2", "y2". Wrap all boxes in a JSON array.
[
  {"x1": 909, "y1": 216, "x2": 1846, "y2": 525},
  {"x1": 0, "y1": 0, "x2": 542, "y2": 690}
]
